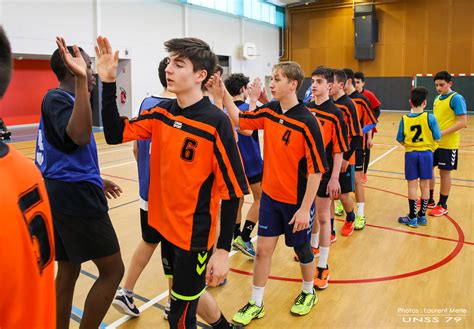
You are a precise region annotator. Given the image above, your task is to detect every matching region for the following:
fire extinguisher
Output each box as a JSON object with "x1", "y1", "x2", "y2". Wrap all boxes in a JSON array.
[{"x1": 119, "y1": 87, "x2": 127, "y2": 104}]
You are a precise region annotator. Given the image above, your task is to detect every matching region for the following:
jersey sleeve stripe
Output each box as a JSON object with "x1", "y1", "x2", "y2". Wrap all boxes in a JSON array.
[{"x1": 303, "y1": 123, "x2": 328, "y2": 173}]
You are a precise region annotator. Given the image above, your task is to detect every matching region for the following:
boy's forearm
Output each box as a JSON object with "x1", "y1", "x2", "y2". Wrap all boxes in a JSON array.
[
  {"x1": 301, "y1": 173, "x2": 320, "y2": 210},
  {"x1": 66, "y1": 77, "x2": 92, "y2": 145},
  {"x1": 222, "y1": 91, "x2": 240, "y2": 127}
]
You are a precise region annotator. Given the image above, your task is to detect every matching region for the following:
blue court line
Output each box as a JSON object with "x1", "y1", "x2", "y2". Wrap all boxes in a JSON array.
[
  {"x1": 368, "y1": 168, "x2": 474, "y2": 183},
  {"x1": 71, "y1": 305, "x2": 108, "y2": 328},
  {"x1": 79, "y1": 269, "x2": 211, "y2": 328}
]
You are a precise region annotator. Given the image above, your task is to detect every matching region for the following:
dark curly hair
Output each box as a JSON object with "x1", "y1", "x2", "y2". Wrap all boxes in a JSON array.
[{"x1": 224, "y1": 73, "x2": 250, "y2": 97}]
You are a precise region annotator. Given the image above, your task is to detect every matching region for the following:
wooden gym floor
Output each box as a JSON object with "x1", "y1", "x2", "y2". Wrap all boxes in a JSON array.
[{"x1": 9, "y1": 112, "x2": 474, "y2": 328}]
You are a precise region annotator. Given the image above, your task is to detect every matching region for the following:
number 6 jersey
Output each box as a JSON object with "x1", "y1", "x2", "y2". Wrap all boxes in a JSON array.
[{"x1": 101, "y1": 82, "x2": 249, "y2": 252}]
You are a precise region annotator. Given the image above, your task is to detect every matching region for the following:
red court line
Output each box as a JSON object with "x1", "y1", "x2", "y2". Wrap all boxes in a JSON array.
[
  {"x1": 230, "y1": 186, "x2": 467, "y2": 284},
  {"x1": 333, "y1": 218, "x2": 474, "y2": 246}
]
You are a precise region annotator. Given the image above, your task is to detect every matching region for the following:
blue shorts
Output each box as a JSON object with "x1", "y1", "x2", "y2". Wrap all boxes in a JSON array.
[
  {"x1": 433, "y1": 148, "x2": 458, "y2": 171},
  {"x1": 258, "y1": 192, "x2": 314, "y2": 247},
  {"x1": 405, "y1": 151, "x2": 433, "y2": 180}
]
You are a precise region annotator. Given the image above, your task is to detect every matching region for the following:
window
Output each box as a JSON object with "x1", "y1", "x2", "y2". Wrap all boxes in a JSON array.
[{"x1": 181, "y1": 0, "x2": 285, "y2": 28}]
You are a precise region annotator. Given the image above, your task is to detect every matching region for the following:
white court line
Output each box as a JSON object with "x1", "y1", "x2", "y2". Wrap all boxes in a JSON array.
[
  {"x1": 369, "y1": 145, "x2": 398, "y2": 167},
  {"x1": 106, "y1": 235, "x2": 258, "y2": 328},
  {"x1": 98, "y1": 147, "x2": 132, "y2": 155},
  {"x1": 101, "y1": 161, "x2": 136, "y2": 170}
]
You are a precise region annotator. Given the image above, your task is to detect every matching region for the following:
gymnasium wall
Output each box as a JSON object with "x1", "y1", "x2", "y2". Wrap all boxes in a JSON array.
[
  {"x1": 0, "y1": 59, "x2": 58, "y2": 125},
  {"x1": 0, "y1": 0, "x2": 279, "y2": 122},
  {"x1": 287, "y1": 0, "x2": 474, "y2": 77}
]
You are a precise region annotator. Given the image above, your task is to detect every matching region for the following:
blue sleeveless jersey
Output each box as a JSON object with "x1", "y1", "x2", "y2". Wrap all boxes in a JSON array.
[
  {"x1": 236, "y1": 102, "x2": 263, "y2": 178},
  {"x1": 35, "y1": 90, "x2": 102, "y2": 188},
  {"x1": 137, "y1": 96, "x2": 169, "y2": 201}
]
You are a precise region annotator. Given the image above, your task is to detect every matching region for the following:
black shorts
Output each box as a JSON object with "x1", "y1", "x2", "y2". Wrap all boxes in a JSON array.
[
  {"x1": 53, "y1": 211, "x2": 120, "y2": 265},
  {"x1": 247, "y1": 172, "x2": 263, "y2": 185},
  {"x1": 317, "y1": 166, "x2": 355, "y2": 198},
  {"x1": 140, "y1": 209, "x2": 161, "y2": 244},
  {"x1": 161, "y1": 236, "x2": 212, "y2": 300},
  {"x1": 355, "y1": 149, "x2": 365, "y2": 172},
  {"x1": 433, "y1": 148, "x2": 458, "y2": 171}
]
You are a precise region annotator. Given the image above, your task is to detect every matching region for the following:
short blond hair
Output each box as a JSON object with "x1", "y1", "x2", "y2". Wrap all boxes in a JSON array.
[{"x1": 273, "y1": 61, "x2": 304, "y2": 90}]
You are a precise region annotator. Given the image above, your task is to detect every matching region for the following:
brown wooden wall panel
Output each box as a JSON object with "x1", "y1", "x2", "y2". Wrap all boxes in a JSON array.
[{"x1": 288, "y1": 0, "x2": 474, "y2": 76}]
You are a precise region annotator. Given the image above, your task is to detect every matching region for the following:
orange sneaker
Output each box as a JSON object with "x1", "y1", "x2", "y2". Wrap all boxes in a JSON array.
[
  {"x1": 314, "y1": 266, "x2": 329, "y2": 290},
  {"x1": 341, "y1": 221, "x2": 355, "y2": 236},
  {"x1": 330, "y1": 233, "x2": 337, "y2": 243},
  {"x1": 429, "y1": 205, "x2": 448, "y2": 217},
  {"x1": 294, "y1": 247, "x2": 319, "y2": 262}
]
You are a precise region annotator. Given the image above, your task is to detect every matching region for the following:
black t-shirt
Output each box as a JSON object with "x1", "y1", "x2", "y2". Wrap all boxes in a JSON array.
[{"x1": 41, "y1": 89, "x2": 108, "y2": 218}]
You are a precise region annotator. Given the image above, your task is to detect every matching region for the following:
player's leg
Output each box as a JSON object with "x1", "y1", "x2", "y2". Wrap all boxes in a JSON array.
[
  {"x1": 82, "y1": 251, "x2": 124, "y2": 328},
  {"x1": 314, "y1": 196, "x2": 331, "y2": 290},
  {"x1": 399, "y1": 152, "x2": 419, "y2": 228},
  {"x1": 285, "y1": 204, "x2": 317, "y2": 315},
  {"x1": 354, "y1": 149, "x2": 366, "y2": 229},
  {"x1": 340, "y1": 166, "x2": 356, "y2": 236},
  {"x1": 430, "y1": 149, "x2": 456, "y2": 216},
  {"x1": 56, "y1": 260, "x2": 81, "y2": 329},
  {"x1": 234, "y1": 178, "x2": 262, "y2": 258},
  {"x1": 233, "y1": 193, "x2": 280, "y2": 325},
  {"x1": 114, "y1": 209, "x2": 159, "y2": 316}
]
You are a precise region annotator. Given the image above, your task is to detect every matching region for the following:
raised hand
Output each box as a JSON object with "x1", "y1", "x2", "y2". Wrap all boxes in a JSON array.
[
  {"x1": 206, "y1": 74, "x2": 225, "y2": 103},
  {"x1": 258, "y1": 88, "x2": 270, "y2": 104},
  {"x1": 95, "y1": 36, "x2": 119, "y2": 83},
  {"x1": 248, "y1": 77, "x2": 262, "y2": 102},
  {"x1": 56, "y1": 37, "x2": 86, "y2": 78}
]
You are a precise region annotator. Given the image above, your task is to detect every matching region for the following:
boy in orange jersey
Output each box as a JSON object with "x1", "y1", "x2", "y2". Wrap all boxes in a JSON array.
[
  {"x1": 306, "y1": 67, "x2": 348, "y2": 290},
  {"x1": 0, "y1": 26, "x2": 56, "y2": 329},
  {"x1": 98, "y1": 36, "x2": 249, "y2": 329},
  {"x1": 218, "y1": 61, "x2": 328, "y2": 325},
  {"x1": 331, "y1": 69, "x2": 362, "y2": 237}
]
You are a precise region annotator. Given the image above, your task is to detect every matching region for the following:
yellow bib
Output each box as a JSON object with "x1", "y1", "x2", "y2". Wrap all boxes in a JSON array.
[
  {"x1": 433, "y1": 92, "x2": 459, "y2": 149},
  {"x1": 402, "y1": 112, "x2": 437, "y2": 152}
]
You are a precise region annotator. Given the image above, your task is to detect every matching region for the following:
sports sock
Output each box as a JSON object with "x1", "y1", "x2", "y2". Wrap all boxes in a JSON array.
[
  {"x1": 241, "y1": 220, "x2": 256, "y2": 242},
  {"x1": 418, "y1": 199, "x2": 428, "y2": 217},
  {"x1": 251, "y1": 285, "x2": 265, "y2": 307},
  {"x1": 357, "y1": 203, "x2": 365, "y2": 217},
  {"x1": 310, "y1": 233, "x2": 319, "y2": 249}
]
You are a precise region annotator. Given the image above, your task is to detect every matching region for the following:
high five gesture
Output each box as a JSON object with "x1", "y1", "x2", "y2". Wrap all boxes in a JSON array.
[{"x1": 95, "y1": 36, "x2": 119, "y2": 83}]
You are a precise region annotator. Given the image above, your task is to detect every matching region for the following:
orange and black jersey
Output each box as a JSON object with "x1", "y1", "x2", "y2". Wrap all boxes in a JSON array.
[
  {"x1": 239, "y1": 100, "x2": 328, "y2": 205},
  {"x1": 334, "y1": 94, "x2": 362, "y2": 164},
  {"x1": 349, "y1": 90, "x2": 377, "y2": 149},
  {"x1": 0, "y1": 142, "x2": 55, "y2": 329},
  {"x1": 307, "y1": 99, "x2": 349, "y2": 167},
  {"x1": 101, "y1": 83, "x2": 249, "y2": 252}
]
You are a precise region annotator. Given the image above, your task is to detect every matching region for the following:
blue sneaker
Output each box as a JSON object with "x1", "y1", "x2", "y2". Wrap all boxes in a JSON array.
[
  {"x1": 417, "y1": 216, "x2": 428, "y2": 226},
  {"x1": 233, "y1": 236, "x2": 256, "y2": 258},
  {"x1": 398, "y1": 215, "x2": 418, "y2": 228}
]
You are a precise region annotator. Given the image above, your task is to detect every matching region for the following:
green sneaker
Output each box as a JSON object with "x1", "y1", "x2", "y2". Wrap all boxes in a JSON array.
[
  {"x1": 290, "y1": 289, "x2": 317, "y2": 316},
  {"x1": 232, "y1": 300, "x2": 265, "y2": 325},
  {"x1": 354, "y1": 214, "x2": 366, "y2": 230},
  {"x1": 232, "y1": 236, "x2": 256, "y2": 258},
  {"x1": 334, "y1": 200, "x2": 344, "y2": 216}
]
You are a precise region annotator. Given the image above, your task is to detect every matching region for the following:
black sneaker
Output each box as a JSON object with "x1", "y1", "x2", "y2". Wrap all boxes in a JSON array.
[{"x1": 112, "y1": 289, "x2": 140, "y2": 317}]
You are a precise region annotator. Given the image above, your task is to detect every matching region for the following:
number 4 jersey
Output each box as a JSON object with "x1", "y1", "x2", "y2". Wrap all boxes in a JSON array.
[
  {"x1": 396, "y1": 112, "x2": 441, "y2": 152},
  {"x1": 239, "y1": 100, "x2": 328, "y2": 205},
  {"x1": 0, "y1": 142, "x2": 55, "y2": 328}
]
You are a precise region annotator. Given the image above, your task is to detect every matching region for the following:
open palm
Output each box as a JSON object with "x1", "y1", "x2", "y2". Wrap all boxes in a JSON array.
[
  {"x1": 56, "y1": 37, "x2": 86, "y2": 78},
  {"x1": 95, "y1": 36, "x2": 119, "y2": 83}
]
